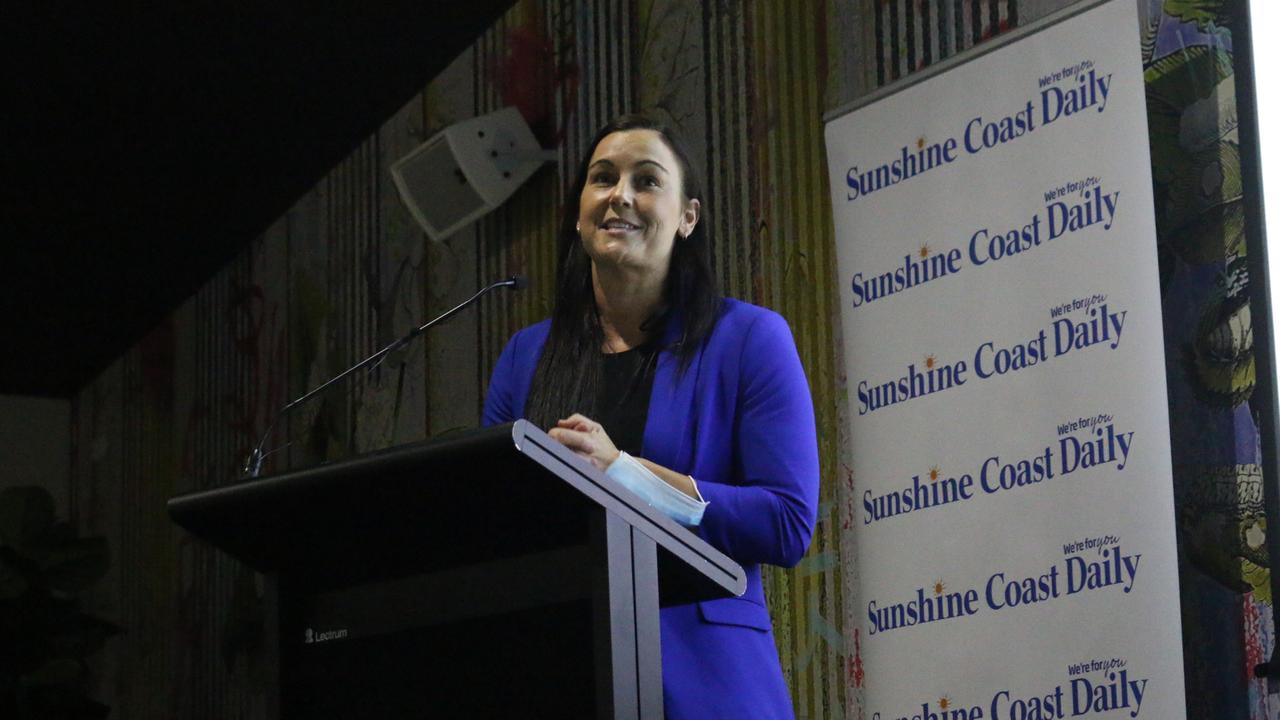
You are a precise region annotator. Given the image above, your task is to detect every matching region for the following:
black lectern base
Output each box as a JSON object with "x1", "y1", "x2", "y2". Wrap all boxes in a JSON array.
[
  {"x1": 285, "y1": 601, "x2": 595, "y2": 718},
  {"x1": 170, "y1": 423, "x2": 747, "y2": 719}
]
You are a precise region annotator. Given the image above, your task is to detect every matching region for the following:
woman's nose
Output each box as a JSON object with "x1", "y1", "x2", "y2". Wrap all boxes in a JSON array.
[{"x1": 609, "y1": 181, "x2": 633, "y2": 207}]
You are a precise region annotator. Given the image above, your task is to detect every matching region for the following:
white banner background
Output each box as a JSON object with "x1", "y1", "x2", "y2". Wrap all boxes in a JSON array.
[{"x1": 825, "y1": 1, "x2": 1186, "y2": 717}]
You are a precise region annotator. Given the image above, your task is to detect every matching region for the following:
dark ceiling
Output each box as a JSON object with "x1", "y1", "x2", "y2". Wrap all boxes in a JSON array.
[{"x1": 2, "y1": 1, "x2": 514, "y2": 397}]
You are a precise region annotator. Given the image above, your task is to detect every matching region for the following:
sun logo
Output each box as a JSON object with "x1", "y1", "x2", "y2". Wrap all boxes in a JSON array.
[
  {"x1": 933, "y1": 581, "x2": 946, "y2": 596},
  {"x1": 918, "y1": 244, "x2": 930, "y2": 258},
  {"x1": 924, "y1": 354, "x2": 937, "y2": 369},
  {"x1": 928, "y1": 465, "x2": 941, "y2": 482},
  {"x1": 939, "y1": 696, "x2": 952, "y2": 710},
  {"x1": 917, "y1": 136, "x2": 926, "y2": 150}
]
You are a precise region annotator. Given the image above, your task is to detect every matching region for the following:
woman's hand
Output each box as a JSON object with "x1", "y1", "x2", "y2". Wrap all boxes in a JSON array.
[
  {"x1": 547, "y1": 413, "x2": 621, "y2": 470},
  {"x1": 550, "y1": 413, "x2": 703, "y2": 501}
]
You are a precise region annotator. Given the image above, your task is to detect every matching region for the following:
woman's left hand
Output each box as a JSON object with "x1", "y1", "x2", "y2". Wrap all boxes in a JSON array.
[{"x1": 548, "y1": 413, "x2": 621, "y2": 470}]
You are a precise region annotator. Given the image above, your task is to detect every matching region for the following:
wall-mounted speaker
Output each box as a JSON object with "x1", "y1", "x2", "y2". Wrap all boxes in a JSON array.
[{"x1": 391, "y1": 107, "x2": 554, "y2": 241}]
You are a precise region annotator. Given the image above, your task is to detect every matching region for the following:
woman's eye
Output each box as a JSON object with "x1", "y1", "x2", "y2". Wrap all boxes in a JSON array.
[
  {"x1": 591, "y1": 172, "x2": 616, "y2": 185},
  {"x1": 638, "y1": 175, "x2": 660, "y2": 188}
]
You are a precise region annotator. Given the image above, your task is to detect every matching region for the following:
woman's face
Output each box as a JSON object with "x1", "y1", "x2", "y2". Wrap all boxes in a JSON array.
[{"x1": 577, "y1": 129, "x2": 699, "y2": 278}]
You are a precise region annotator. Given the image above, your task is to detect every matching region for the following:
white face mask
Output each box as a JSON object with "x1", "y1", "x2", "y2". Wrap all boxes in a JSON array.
[{"x1": 606, "y1": 451, "x2": 708, "y2": 527}]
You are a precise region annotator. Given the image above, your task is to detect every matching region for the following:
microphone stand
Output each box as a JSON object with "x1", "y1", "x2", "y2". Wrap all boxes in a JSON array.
[{"x1": 242, "y1": 275, "x2": 527, "y2": 479}]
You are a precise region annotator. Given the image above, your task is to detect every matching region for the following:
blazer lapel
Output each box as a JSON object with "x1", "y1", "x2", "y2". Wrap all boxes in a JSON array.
[{"x1": 643, "y1": 311, "x2": 700, "y2": 472}]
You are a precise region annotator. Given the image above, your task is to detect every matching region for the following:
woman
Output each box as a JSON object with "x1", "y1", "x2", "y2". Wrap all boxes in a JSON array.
[{"x1": 482, "y1": 114, "x2": 819, "y2": 719}]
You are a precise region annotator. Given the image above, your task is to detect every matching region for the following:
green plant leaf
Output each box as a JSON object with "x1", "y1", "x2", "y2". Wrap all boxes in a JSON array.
[
  {"x1": 3, "y1": 594, "x2": 81, "y2": 669},
  {"x1": 41, "y1": 521, "x2": 76, "y2": 546},
  {"x1": 0, "y1": 487, "x2": 55, "y2": 549},
  {"x1": 20, "y1": 659, "x2": 83, "y2": 689},
  {"x1": 46, "y1": 612, "x2": 122, "y2": 659},
  {"x1": 39, "y1": 537, "x2": 110, "y2": 595},
  {"x1": 18, "y1": 684, "x2": 110, "y2": 720},
  {"x1": 0, "y1": 492, "x2": 114, "y2": 720},
  {"x1": 0, "y1": 552, "x2": 28, "y2": 600}
]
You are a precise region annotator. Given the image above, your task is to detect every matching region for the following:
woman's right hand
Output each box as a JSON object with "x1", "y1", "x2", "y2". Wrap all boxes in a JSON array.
[{"x1": 547, "y1": 414, "x2": 622, "y2": 471}]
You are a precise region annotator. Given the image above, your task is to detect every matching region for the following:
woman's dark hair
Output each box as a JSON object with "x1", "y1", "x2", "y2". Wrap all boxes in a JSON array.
[{"x1": 525, "y1": 113, "x2": 721, "y2": 429}]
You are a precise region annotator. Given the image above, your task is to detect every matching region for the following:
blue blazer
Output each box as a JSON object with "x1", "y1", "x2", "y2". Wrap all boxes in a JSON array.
[{"x1": 483, "y1": 298, "x2": 820, "y2": 719}]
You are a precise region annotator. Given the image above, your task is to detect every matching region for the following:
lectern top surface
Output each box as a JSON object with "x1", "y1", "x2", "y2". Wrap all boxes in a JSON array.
[{"x1": 168, "y1": 421, "x2": 746, "y2": 603}]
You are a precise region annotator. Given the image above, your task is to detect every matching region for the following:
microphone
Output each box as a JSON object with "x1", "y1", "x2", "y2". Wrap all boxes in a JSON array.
[{"x1": 242, "y1": 275, "x2": 528, "y2": 479}]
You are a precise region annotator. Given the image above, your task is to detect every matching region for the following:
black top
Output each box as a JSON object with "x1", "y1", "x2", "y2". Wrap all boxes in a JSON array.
[{"x1": 595, "y1": 343, "x2": 659, "y2": 455}]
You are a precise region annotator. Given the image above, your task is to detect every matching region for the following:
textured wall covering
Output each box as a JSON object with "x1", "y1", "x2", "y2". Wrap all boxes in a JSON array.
[
  {"x1": 64, "y1": 1, "x2": 934, "y2": 718},
  {"x1": 64, "y1": 1, "x2": 1276, "y2": 719}
]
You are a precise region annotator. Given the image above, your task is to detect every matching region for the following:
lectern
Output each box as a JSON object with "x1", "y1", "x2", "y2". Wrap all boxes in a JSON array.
[{"x1": 167, "y1": 420, "x2": 746, "y2": 719}]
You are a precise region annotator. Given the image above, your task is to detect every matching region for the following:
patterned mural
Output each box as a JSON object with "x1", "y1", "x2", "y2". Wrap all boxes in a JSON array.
[
  {"x1": 54, "y1": 1, "x2": 1278, "y2": 719},
  {"x1": 1143, "y1": 1, "x2": 1277, "y2": 717}
]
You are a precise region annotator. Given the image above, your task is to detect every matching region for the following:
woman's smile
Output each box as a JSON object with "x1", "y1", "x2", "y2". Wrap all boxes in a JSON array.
[{"x1": 600, "y1": 217, "x2": 643, "y2": 235}]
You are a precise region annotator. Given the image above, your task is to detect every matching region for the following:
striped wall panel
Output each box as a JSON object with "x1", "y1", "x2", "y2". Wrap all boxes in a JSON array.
[
  {"x1": 468, "y1": 0, "x2": 636, "y2": 402},
  {"x1": 741, "y1": 3, "x2": 848, "y2": 717},
  {"x1": 874, "y1": 0, "x2": 1019, "y2": 85},
  {"x1": 325, "y1": 140, "x2": 378, "y2": 455}
]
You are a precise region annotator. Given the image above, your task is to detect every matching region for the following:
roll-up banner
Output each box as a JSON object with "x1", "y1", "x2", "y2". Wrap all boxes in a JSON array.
[{"x1": 824, "y1": 0, "x2": 1186, "y2": 717}]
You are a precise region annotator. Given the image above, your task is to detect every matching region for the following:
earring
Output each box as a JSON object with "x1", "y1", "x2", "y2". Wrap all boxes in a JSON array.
[{"x1": 576, "y1": 222, "x2": 581, "y2": 232}]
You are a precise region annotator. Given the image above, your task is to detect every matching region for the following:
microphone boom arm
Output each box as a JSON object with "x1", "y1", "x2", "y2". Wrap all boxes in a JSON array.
[{"x1": 242, "y1": 275, "x2": 526, "y2": 478}]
